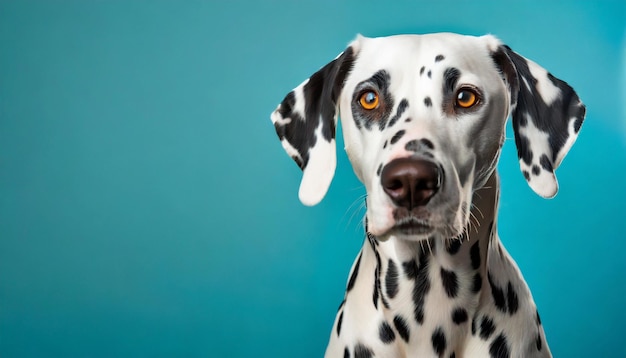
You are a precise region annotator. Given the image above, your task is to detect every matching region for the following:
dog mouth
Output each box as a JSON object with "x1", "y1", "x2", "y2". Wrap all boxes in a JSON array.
[
  {"x1": 381, "y1": 212, "x2": 434, "y2": 237},
  {"x1": 394, "y1": 217, "x2": 432, "y2": 234}
]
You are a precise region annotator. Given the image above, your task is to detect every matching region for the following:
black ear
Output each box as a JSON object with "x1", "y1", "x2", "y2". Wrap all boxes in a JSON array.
[
  {"x1": 271, "y1": 45, "x2": 357, "y2": 205},
  {"x1": 490, "y1": 39, "x2": 586, "y2": 198}
]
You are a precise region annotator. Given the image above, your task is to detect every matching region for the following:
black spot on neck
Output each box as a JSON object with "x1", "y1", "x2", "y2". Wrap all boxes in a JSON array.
[
  {"x1": 379, "y1": 321, "x2": 396, "y2": 344},
  {"x1": 440, "y1": 267, "x2": 459, "y2": 298},
  {"x1": 452, "y1": 307, "x2": 468, "y2": 324},
  {"x1": 354, "y1": 343, "x2": 374, "y2": 358},
  {"x1": 472, "y1": 272, "x2": 482, "y2": 293},
  {"x1": 447, "y1": 238, "x2": 462, "y2": 255},
  {"x1": 393, "y1": 315, "x2": 410, "y2": 342},
  {"x1": 479, "y1": 316, "x2": 495, "y2": 340},
  {"x1": 431, "y1": 327, "x2": 447, "y2": 355},
  {"x1": 488, "y1": 272, "x2": 507, "y2": 313},
  {"x1": 336, "y1": 311, "x2": 344, "y2": 336},
  {"x1": 385, "y1": 259, "x2": 399, "y2": 299},
  {"x1": 489, "y1": 334, "x2": 510, "y2": 358},
  {"x1": 470, "y1": 241, "x2": 481, "y2": 269},
  {"x1": 346, "y1": 252, "x2": 362, "y2": 292}
]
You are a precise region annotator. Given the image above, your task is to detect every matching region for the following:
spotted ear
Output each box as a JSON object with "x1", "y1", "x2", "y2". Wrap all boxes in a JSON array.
[
  {"x1": 270, "y1": 46, "x2": 357, "y2": 206},
  {"x1": 491, "y1": 42, "x2": 586, "y2": 198}
]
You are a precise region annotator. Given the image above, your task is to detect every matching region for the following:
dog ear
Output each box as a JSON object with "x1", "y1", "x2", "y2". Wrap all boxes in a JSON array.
[
  {"x1": 490, "y1": 40, "x2": 586, "y2": 198},
  {"x1": 271, "y1": 45, "x2": 357, "y2": 206}
]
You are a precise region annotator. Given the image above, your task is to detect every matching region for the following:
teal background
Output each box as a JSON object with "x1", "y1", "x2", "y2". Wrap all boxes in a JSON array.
[{"x1": 1, "y1": 1, "x2": 624, "y2": 357}]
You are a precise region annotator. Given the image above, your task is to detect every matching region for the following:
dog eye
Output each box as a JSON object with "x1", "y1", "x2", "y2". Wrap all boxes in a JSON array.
[
  {"x1": 455, "y1": 89, "x2": 478, "y2": 108},
  {"x1": 359, "y1": 91, "x2": 380, "y2": 110}
]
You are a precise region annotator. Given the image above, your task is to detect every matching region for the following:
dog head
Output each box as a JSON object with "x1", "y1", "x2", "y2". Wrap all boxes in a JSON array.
[{"x1": 271, "y1": 33, "x2": 585, "y2": 240}]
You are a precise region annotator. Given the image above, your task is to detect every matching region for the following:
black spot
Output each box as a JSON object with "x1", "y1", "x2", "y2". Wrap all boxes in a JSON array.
[
  {"x1": 532, "y1": 165, "x2": 541, "y2": 176},
  {"x1": 479, "y1": 316, "x2": 495, "y2": 340},
  {"x1": 452, "y1": 307, "x2": 468, "y2": 324},
  {"x1": 536, "y1": 332, "x2": 543, "y2": 351},
  {"x1": 447, "y1": 238, "x2": 462, "y2": 255},
  {"x1": 387, "y1": 99, "x2": 409, "y2": 128},
  {"x1": 536, "y1": 310, "x2": 542, "y2": 325},
  {"x1": 393, "y1": 315, "x2": 410, "y2": 342},
  {"x1": 347, "y1": 253, "x2": 362, "y2": 292},
  {"x1": 404, "y1": 140, "x2": 419, "y2": 152},
  {"x1": 488, "y1": 273, "x2": 507, "y2": 313},
  {"x1": 472, "y1": 273, "x2": 482, "y2": 293},
  {"x1": 427, "y1": 70, "x2": 432, "y2": 78},
  {"x1": 377, "y1": 163, "x2": 383, "y2": 176},
  {"x1": 367, "y1": 232, "x2": 377, "y2": 247},
  {"x1": 379, "y1": 321, "x2": 396, "y2": 344},
  {"x1": 405, "y1": 117, "x2": 412, "y2": 122},
  {"x1": 507, "y1": 282, "x2": 519, "y2": 315},
  {"x1": 354, "y1": 343, "x2": 374, "y2": 358},
  {"x1": 574, "y1": 116, "x2": 583, "y2": 133},
  {"x1": 337, "y1": 311, "x2": 344, "y2": 336},
  {"x1": 517, "y1": 135, "x2": 534, "y2": 165},
  {"x1": 539, "y1": 154, "x2": 553, "y2": 171},
  {"x1": 471, "y1": 315, "x2": 477, "y2": 335},
  {"x1": 372, "y1": 278, "x2": 379, "y2": 309},
  {"x1": 470, "y1": 241, "x2": 481, "y2": 270},
  {"x1": 440, "y1": 268, "x2": 459, "y2": 298},
  {"x1": 411, "y1": 251, "x2": 431, "y2": 324},
  {"x1": 450, "y1": 353, "x2": 456, "y2": 358},
  {"x1": 442, "y1": 67, "x2": 460, "y2": 98},
  {"x1": 489, "y1": 334, "x2": 510, "y2": 358},
  {"x1": 383, "y1": 140, "x2": 388, "y2": 149},
  {"x1": 390, "y1": 130, "x2": 406, "y2": 145},
  {"x1": 344, "y1": 347, "x2": 350, "y2": 358},
  {"x1": 424, "y1": 97, "x2": 432, "y2": 107},
  {"x1": 420, "y1": 138, "x2": 434, "y2": 150},
  {"x1": 372, "y1": 249, "x2": 390, "y2": 310},
  {"x1": 431, "y1": 327, "x2": 447, "y2": 355},
  {"x1": 522, "y1": 170, "x2": 530, "y2": 181},
  {"x1": 385, "y1": 259, "x2": 399, "y2": 299},
  {"x1": 435, "y1": 54, "x2": 445, "y2": 62},
  {"x1": 420, "y1": 66, "x2": 425, "y2": 75},
  {"x1": 403, "y1": 260, "x2": 418, "y2": 279}
]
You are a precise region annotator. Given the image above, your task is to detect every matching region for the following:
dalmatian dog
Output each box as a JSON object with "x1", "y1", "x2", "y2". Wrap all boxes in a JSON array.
[{"x1": 270, "y1": 33, "x2": 585, "y2": 358}]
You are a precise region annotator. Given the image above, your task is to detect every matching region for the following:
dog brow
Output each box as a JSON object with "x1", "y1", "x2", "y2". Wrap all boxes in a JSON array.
[
  {"x1": 368, "y1": 70, "x2": 391, "y2": 89},
  {"x1": 443, "y1": 67, "x2": 461, "y2": 96}
]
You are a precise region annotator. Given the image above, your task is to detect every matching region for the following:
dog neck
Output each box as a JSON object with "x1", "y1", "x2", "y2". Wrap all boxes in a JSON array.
[{"x1": 367, "y1": 171, "x2": 500, "y2": 332}]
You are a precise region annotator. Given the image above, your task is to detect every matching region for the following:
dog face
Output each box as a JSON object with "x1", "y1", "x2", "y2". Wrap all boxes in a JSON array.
[{"x1": 271, "y1": 33, "x2": 585, "y2": 241}]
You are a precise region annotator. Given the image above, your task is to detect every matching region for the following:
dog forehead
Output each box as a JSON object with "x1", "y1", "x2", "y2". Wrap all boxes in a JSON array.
[{"x1": 348, "y1": 33, "x2": 496, "y2": 82}]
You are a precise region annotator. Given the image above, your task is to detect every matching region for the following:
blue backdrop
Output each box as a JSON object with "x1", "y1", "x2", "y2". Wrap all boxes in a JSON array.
[{"x1": 1, "y1": 1, "x2": 624, "y2": 357}]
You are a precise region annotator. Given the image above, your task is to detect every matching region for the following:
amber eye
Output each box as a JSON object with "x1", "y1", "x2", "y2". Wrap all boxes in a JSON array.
[
  {"x1": 456, "y1": 89, "x2": 478, "y2": 108},
  {"x1": 359, "y1": 91, "x2": 379, "y2": 110}
]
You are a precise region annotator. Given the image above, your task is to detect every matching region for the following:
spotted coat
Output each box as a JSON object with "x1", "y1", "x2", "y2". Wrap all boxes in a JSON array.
[{"x1": 270, "y1": 33, "x2": 585, "y2": 358}]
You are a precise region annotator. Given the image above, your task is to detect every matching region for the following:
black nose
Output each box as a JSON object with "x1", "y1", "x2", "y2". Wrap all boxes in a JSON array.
[{"x1": 380, "y1": 158, "x2": 442, "y2": 209}]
